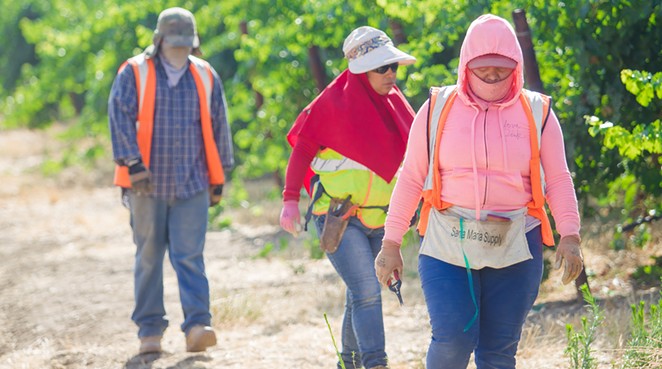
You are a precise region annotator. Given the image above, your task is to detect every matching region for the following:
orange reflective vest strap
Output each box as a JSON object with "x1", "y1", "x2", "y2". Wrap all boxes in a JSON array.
[
  {"x1": 417, "y1": 86, "x2": 457, "y2": 235},
  {"x1": 189, "y1": 56, "x2": 225, "y2": 185},
  {"x1": 520, "y1": 90, "x2": 554, "y2": 246},
  {"x1": 113, "y1": 54, "x2": 156, "y2": 188}
]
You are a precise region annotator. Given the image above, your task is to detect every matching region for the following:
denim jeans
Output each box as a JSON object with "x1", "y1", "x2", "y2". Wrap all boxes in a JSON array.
[
  {"x1": 129, "y1": 190, "x2": 212, "y2": 338},
  {"x1": 314, "y1": 215, "x2": 388, "y2": 369},
  {"x1": 419, "y1": 226, "x2": 544, "y2": 369}
]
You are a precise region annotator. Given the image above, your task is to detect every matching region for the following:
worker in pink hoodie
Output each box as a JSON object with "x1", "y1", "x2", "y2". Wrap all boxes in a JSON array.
[{"x1": 374, "y1": 14, "x2": 583, "y2": 368}]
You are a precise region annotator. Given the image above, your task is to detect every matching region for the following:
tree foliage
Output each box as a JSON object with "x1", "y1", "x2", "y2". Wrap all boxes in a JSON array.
[
  {"x1": 587, "y1": 69, "x2": 661, "y2": 216},
  {"x1": 0, "y1": 0, "x2": 660, "y2": 224}
]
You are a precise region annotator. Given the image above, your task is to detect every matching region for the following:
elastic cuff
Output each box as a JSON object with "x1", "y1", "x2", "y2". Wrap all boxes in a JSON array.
[
  {"x1": 382, "y1": 238, "x2": 401, "y2": 249},
  {"x1": 282, "y1": 189, "x2": 301, "y2": 202},
  {"x1": 561, "y1": 234, "x2": 581, "y2": 243}
]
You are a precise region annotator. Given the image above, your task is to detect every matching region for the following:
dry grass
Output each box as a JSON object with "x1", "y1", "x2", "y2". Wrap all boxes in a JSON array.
[{"x1": 211, "y1": 291, "x2": 263, "y2": 327}]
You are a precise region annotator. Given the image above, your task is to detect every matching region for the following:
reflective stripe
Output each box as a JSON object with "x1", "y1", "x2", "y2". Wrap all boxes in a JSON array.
[
  {"x1": 189, "y1": 56, "x2": 213, "y2": 113},
  {"x1": 187, "y1": 55, "x2": 225, "y2": 185},
  {"x1": 522, "y1": 89, "x2": 547, "y2": 192},
  {"x1": 522, "y1": 89, "x2": 544, "y2": 145},
  {"x1": 133, "y1": 54, "x2": 150, "y2": 114},
  {"x1": 311, "y1": 156, "x2": 370, "y2": 172},
  {"x1": 122, "y1": 54, "x2": 150, "y2": 131},
  {"x1": 424, "y1": 86, "x2": 456, "y2": 191}
]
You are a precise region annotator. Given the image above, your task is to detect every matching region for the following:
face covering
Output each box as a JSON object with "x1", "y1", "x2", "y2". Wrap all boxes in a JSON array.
[
  {"x1": 161, "y1": 45, "x2": 191, "y2": 69},
  {"x1": 468, "y1": 71, "x2": 513, "y2": 102},
  {"x1": 159, "y1": 45, "x2": 191, "y2": 87}
]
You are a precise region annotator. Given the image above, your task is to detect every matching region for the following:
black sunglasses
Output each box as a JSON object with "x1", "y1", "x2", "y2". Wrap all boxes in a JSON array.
[{"x1": 372, "y1": 62, "x2": 399, "y2": 74}]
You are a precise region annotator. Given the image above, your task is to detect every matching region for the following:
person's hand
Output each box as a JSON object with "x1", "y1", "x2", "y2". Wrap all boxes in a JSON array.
[
  {"x1": 554, "y1": 235, "x2": 583, "y2": 285},
  {"x1": 209, "y1": 185, "x2": 223, "y2": 207},
  {"x1": 375, "y1": 239, "x2": 403, "y2": 286},
  {"x1": 128, "y1": 160, "x2": 152, "y2": 195},
  {"x1": 279, "y1": 200, "x2": 301, "y2": 236}
]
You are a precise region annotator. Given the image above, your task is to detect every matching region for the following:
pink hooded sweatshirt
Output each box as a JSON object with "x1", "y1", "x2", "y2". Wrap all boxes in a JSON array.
[{"x1": 383, "y1": 14, "x2": 580, "y2": 244}]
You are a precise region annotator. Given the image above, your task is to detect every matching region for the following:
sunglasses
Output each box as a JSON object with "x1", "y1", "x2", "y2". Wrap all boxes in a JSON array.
[{"x1": 372, "y1": 62, "x2": 399, "y2": 74}]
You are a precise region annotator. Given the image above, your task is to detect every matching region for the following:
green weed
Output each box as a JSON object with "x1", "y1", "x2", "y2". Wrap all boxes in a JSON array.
[
  {"x1": 324, "y1": 313, "x2": 346, "y2": 369},
  {"x1": 254, "y1": 237, "x2": 290, "y2": 259},
  {"x1": 565, "y1": 284, "x2": 662, "y2": 369},
  {"x1": 565, "y1": 284, "x2": 603, "y2": 369},
  {"x1": 618, "y1": 291, "x2": 662, "y2": 369}
]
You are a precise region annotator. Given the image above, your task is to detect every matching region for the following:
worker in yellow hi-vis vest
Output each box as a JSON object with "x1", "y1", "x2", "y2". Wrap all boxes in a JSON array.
[{"x1": 279, "y1": 26, "x2": 416, "y2": 369}]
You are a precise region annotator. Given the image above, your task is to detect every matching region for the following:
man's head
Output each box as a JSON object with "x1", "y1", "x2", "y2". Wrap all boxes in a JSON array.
[{"x1": 147, "y1": 7, "x2": 200, "y2": 57}]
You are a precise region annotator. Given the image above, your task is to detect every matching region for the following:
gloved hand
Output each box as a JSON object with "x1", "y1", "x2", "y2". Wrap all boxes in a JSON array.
[
  {"x1": 128, "y1": 159, "x2": 152, "y2": 195},
  {"x1": 554, "y1": 235, "x2": 583, "y2": 285},
  {"x1": 375, "y1": 239, "x2": 403, "y2": 287},
  {"x1": 209, "y1": 185, "x2": 223, "y2": 207},
  {"x1": 279, "y1": 200, "x2": 301, "y2": 236}
]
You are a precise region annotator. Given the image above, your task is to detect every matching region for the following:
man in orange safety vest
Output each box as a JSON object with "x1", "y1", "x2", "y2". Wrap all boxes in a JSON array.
[{"x1": 108, "y1": 7, "x2": 234, "y2": 355}]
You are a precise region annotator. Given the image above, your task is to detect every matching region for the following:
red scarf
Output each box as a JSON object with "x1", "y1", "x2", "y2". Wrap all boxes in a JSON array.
[{"x1": 287, "y1": 70, "x2": 415, "y2": 189}]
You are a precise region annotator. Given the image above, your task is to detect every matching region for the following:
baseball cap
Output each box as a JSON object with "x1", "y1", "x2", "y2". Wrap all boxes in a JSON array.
[
  {"x1": 467, "y1": 54, "x2": 517, "y2": 69},
  {"x1": 342, "y1": 26, "x2": 416, "y2": 74},
  {"x1": 148, "y1": 7, "x2": 200, "y2": 56}
]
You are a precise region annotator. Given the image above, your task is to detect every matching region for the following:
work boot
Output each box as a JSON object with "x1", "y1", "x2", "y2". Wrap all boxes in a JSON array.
[
  {"x1": 139, "y1": 335, "x2": 162, "y2": 354},
  {"x1": 186, "y1": 325, "x2": 217, "y2": 352}
]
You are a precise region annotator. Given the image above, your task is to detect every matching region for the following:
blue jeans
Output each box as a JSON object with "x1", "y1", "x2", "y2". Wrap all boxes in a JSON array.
[
  {"x1": 129, "y1": 190, "x2": 211, "y2": 338},
  {"x1": 419, "y1": 226, "x2": 544, "y2": 369},
  {"x1": 314, "y1": 215, "x2": 388, "y2": 369}
]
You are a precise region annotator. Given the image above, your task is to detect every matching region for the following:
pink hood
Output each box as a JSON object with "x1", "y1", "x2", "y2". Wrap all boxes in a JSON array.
[{"x1": 457, "y1": 14, "x2": 524, "y2": 107}]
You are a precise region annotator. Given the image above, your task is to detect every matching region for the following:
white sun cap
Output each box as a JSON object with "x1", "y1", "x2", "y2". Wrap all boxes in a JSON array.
[{"x1": 342, "y1": 26, "x2": 416, "y2": 74}]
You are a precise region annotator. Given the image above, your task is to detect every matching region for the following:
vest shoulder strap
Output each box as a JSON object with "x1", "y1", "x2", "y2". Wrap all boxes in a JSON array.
[
  {"x1": 424, "y1": 85, "x2": 457, "y2": 191},
  {"x1": 188, "y1": 55, "x2": 214, "y2": 112},
  {"x1": 123, "y1": 54, "x2": 152, "y2": 114},
  {"x1": 427, "y1": 86, "x2": 457, "y2": 157},
  {"x1": 521, "y1": 89, "x2": 551, "y2": 148}
]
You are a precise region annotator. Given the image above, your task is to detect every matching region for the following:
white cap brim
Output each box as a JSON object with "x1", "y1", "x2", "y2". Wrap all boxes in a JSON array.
[{"x1": 348, "y1": 44, "x2": 416, "y2": 74}]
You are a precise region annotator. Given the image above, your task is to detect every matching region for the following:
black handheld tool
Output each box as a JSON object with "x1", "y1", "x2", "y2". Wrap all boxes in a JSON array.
[{"x1": 387, "y1": 270, "x2": 404, "y2": 306}]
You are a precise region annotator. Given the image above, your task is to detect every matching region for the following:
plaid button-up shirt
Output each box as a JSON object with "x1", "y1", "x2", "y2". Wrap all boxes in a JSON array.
[{"x1": 108, "y1": 55, "x2": 234, "y2": 200}]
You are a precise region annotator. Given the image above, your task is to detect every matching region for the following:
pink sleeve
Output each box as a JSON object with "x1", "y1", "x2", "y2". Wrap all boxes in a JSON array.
[
  {"x1": 383, "y1": 100, "x2": 432, "y2": 243},
  {"x1": 540, "y1": 110, "x2": 581, "y2": 238}
]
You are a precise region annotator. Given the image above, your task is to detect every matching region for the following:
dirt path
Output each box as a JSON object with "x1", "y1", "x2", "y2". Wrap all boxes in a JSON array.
[{"x1": 0, "y1": 128, "x2": 658, "y2": 369}]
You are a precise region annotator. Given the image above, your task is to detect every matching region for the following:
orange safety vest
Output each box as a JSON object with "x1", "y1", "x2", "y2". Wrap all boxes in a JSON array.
[
  {"x1": 113, "y1": 53, "x2": 225, "y2": 188},
  {"x1": 418, "y1": 86, "x2": 555, "y2": 246}
]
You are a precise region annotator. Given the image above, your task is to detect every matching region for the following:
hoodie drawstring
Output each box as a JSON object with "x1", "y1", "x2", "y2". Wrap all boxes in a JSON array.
[
  {"x1": 470, "y1": 107, "x2": 481, "y2": 221},
  {"x1": 497, "y1": 107, "x2": 509, "y2": 170}
]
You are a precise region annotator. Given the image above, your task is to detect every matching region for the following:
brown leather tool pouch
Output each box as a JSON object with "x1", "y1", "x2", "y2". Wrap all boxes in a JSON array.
[{"x1": 320, "y1": 196, "x2": 354, "y2": 253}]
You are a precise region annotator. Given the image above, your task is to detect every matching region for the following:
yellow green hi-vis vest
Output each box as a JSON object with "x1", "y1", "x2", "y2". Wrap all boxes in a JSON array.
[{"x1": 311, "y1": 148, "x2": 397, "y2": 228}]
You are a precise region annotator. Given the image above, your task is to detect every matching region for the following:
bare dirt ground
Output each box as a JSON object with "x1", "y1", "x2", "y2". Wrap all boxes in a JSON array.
[{"x1": 0, "y1": 127, "x2": 659, "y2": 369}]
